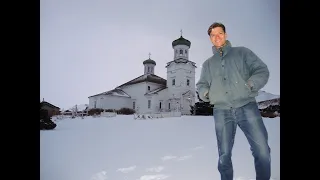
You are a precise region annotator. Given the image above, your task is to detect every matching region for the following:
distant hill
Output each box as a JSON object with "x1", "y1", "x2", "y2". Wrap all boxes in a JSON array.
[
  {"x1": 256, "y1": 91, "x2": 280, "y2": 118},
  {"x1": 256, "y1": 90, "x2": 280, "y2": 102}
]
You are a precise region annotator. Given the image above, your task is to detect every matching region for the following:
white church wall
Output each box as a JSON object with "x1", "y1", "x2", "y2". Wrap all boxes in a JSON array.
[
  {"x1": 101, "y1": 96, "x2": 131, "y2": 110},
  {"x1": 88, "y1": 95, "x2": 104, "y2": 109},
  {"x1": 146, "y1": 82, "x2": 165, "y2": 92},
  {"x1": 121, "y1": 82, "x2": 150, "y2": 113},
  {"x1": 167, "y1": 63, "x2": 196, "y2": 104},
  {"x1": 152, "y1": 88, "x2": 168, "y2": 112},
  {"x1": 173, "y1": 44, "x2": 189, "y2": 60},
  {"x1": 182, "y1": 98, "x2": 193, "y2": 115},
  {"x1": 88, "y1": 97, "x2": 96, "y2": 109},
  {"x1": 88, "y1": 95, "x2": 131, "y2": 110},
  {"x1": 144, "y1": 64, "x2": 155, "y2": 74}
]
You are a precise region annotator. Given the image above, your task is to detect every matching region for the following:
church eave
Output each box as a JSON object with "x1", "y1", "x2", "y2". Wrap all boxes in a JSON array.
[
  {"x1": 144, "y1": 86, "x2": 168, "y2": 95},
  {"x1": 88, "y1": 89, "x2": 131, "y2": 98},
  {"x1": 165, "y1": 60, "x2": 197, "y2": 68},
  {"x1": 116, "y1": 74, "x2": 167, "y2": 89}
]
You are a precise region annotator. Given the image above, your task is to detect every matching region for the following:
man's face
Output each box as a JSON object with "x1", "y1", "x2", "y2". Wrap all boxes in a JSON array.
[{"x1": 209, "y1": 27, "x2": 227, "y2": 48}]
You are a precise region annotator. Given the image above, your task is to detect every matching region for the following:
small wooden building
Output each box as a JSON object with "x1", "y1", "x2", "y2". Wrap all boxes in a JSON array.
[{"x1": 40, "y1": 100, "x2": 60, "y2": 117}]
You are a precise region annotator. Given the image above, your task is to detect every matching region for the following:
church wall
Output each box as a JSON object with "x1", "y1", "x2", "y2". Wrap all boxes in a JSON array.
[
  {"x1": 166, "y1": 62, "x2": 196, "y2": 114},
  {"x1": 173, "y1": 44, "x2": 189, "y2": 60},
  {"x1": 88, "y1": 94, "x2": 131, "y2": 110},
  {"x1": 101, "y1": 96, "x2": 131, "y2": 110},
  {"x1": 88, "y1": 95, "x2": 102, "y2": 109},
  {"x1": 121, "y1": 82, "x2": 149, "y2": 113},
  {"x1": 146, "y1": 82, "x2": 165, "y2": 92},
  {"x1": 144, "y1": 64, "x2": 155, "y2": 74},
  {"x1": 151, "y1": 88, "x2": 168, "y2": 112}
]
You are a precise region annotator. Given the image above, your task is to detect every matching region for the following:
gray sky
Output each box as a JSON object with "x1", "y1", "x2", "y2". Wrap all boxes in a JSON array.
[{"x1": 40, "y1": 0, "x2": 280, "y2": 109}]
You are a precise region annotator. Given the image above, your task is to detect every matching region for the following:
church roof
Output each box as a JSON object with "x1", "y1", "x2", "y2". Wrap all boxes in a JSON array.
[
  {"x1": 172, "y1": 35, "x2": 191, "y2": 48},
  {"x1": 143, "y1": 58, "x2": 156, "y2": 65},
  {"x1": 145, "y1": 86, "x2": 167, "y2": 95},
  {"x1": 117, "y1": 74, "x2": 166, "y2": 88},
  {"x1": 89, "y1": 74, "x2": 166, "y2": 98},
  {"x1": 88, "y1": 88, "x2": 131, "y2": 98}
]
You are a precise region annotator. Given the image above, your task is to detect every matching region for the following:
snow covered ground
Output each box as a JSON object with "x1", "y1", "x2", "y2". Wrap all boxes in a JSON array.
[
  {"x1": 40, "y1": 115, "x2": 280, "y2": 180},
  {"x1": 255, "y1": 91, "x2": 279, "y2": 103}
]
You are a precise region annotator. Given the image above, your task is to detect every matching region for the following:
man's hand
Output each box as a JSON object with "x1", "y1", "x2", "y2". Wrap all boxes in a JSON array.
[
  {"x1": 245, "y1": 80, "x2": 254, "y2": 91},
  {"x1": 204, "y1": 91, "x2": 209, "y2": 98}
]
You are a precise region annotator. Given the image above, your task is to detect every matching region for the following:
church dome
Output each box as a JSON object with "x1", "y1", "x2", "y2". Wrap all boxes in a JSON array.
[
  {"x1": 172, "y1": 35, "x2": 191, "y2": 48},
  {"x1": 143, "y1": 58, "x2": 156, "y2": 65}
]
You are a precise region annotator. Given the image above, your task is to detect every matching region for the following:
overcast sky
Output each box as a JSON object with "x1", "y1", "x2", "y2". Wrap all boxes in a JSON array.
[{"x1": 40, "y1": 0, "x2": 280, "y2": 109}]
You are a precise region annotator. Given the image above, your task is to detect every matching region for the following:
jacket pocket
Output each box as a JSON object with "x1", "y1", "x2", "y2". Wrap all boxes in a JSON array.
[
  {"x1": 208, "y1": 79, "x2": 228, "y2": 104},
  {"x1": 235, "y1": 77, "x2": 251, "y2": 99}
]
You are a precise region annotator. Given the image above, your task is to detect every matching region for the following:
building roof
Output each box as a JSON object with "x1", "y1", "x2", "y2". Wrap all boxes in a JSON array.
[
  {"x1": 145, "y1": 86, "x2": 167, "y2": 95},
  {"x1": 40, "y1": 101, "x2": 60, "y2": 110},
  {"x1": 116, "y1": 74, "x2": 167, "y2": 88},
  {"x1": 88, "y1": 74, "x2": 167, "y2": 98},
  {"x1": 172, "y1": 35, "x2": 191, "y2": 48},
  {"x1": 88, "y1": 88, "x2": 131, "y2": 98},
  {"x1": 143, "y1": 58, "x2": 156, "y2": 65}
]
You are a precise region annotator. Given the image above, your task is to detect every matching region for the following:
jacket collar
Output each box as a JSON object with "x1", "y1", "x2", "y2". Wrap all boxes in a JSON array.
[{"x1": 212, "y1": 40, "x2": 232, "y2": 57}]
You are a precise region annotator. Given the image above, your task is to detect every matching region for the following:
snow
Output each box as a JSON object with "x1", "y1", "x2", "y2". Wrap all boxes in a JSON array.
[
  {"x1": 258, "y1": 99, "x2": 280, "y2": 109},
  {"x1": 255, "y1": 91, "x2": 280, "y2": 102},
  {"x1": 41, "y1": 115, "x2": 280, "y2": 180}
]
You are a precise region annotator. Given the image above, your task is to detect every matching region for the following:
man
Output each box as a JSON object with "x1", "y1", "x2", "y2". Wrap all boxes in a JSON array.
[{"x1": 196, "y1": 22, "x2": 271, "y2": 180}]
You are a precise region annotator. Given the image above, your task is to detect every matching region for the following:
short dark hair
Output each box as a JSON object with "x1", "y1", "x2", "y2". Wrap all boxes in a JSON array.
[{"x1": 207, "y1": 22, "x2": 226, "y2": 36}]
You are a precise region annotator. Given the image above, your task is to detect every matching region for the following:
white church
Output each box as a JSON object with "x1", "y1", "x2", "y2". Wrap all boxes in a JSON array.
[{"x1": 88, "y1": 34, "x2": 197, "y2": 115}]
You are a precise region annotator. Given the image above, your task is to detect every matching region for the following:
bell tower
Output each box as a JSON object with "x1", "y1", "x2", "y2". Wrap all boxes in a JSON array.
[{"x1": 165, "y1": 30, "x2": 196, "y2": 114}]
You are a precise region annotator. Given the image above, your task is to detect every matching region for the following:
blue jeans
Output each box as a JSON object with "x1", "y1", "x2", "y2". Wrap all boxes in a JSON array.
[{"x1": 213, "y1": 101, "x2": 271, "y2": 180}]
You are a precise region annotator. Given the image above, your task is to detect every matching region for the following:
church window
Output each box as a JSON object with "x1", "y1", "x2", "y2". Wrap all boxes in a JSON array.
[
  {"x1": 172, "y1": 79, "x2": 175, "y2": 85},
  {"x1": 148, "y1": 100, "x2": 151, "y2": 109},
  {"x1": 94, "y1": 101, "x2": 97, "y2": 108},
  {"x1": 148, "y1": 67, "x2": 150, "y2": 72},
  {"x1": 159, "y1": 102, "x2": 162, "y2": 109},
  {"x1": 148, "y1": 86, "x2": 150, "y2": 91},
  {"x1": 180, "y1": 49, "x2": 183, "y2": 55},
  {"x1": 168, "y1": 103, "x2": 170, "y2": 109},
  {"x1": 133, "y1": 102, "x2": 135, "y2": 109},
  {"x1": 187, "y1": 79, "x2": 190, "y2": 86}
]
